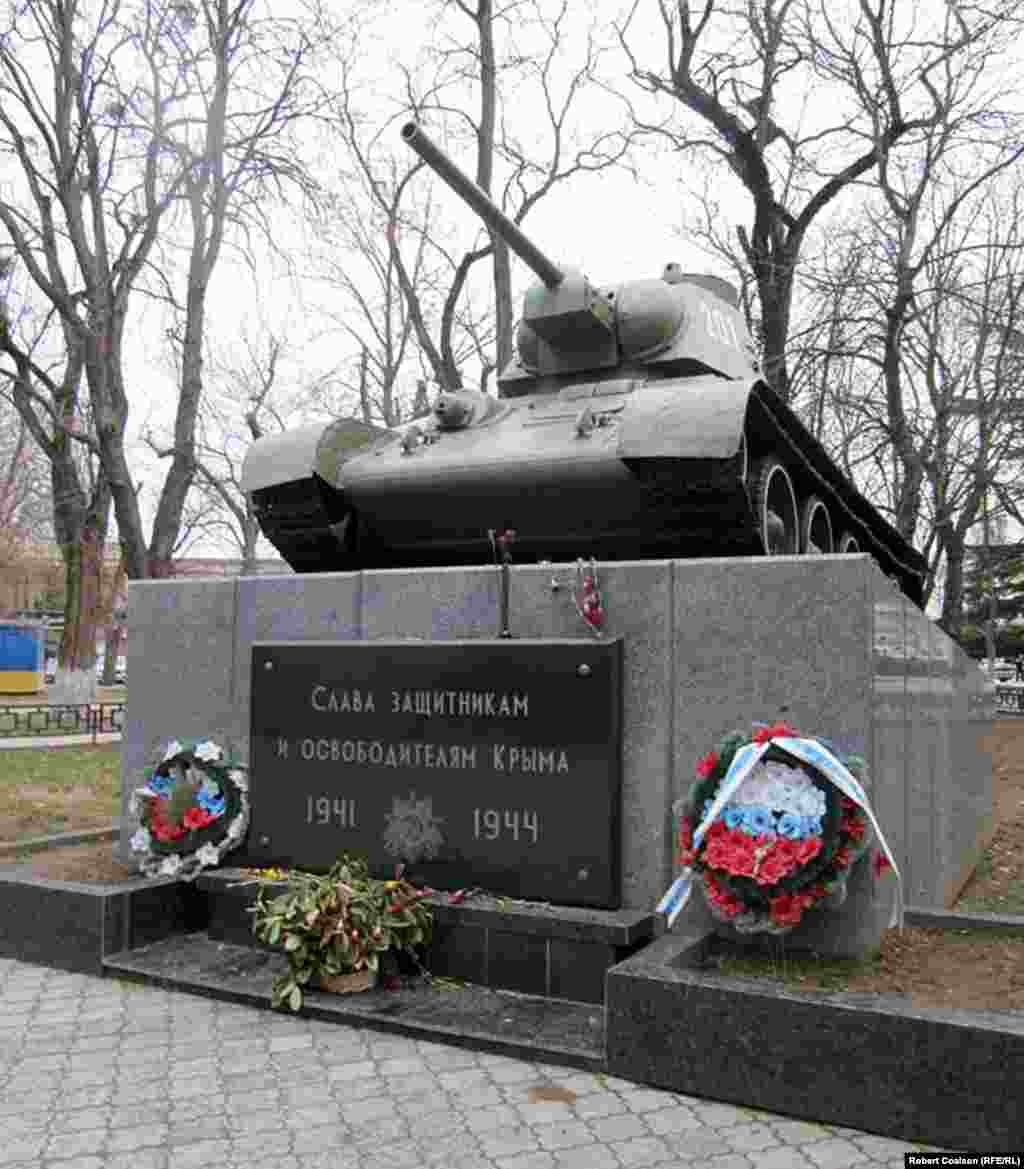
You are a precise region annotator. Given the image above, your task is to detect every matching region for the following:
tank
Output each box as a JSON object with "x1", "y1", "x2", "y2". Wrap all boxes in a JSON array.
[{"x1": 241, "y1": 122, "x2": 927, "y2": 607}]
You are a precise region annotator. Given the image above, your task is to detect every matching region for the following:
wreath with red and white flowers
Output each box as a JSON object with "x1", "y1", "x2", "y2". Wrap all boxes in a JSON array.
[
  {"x1": 129, "y1": 739, "x2": 249, "y2": 880},
  {"x1": 658, "y1": 722, "x2": 900, "y2": 935}
]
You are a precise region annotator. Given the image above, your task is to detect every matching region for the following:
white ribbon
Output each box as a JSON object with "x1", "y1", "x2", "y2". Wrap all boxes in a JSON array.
[{"x1": 656, "y1": 736, "x2": 903, "y2": 931}]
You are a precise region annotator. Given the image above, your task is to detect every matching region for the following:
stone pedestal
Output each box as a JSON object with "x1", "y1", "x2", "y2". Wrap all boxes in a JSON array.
[{"x1": 120, "y1": 555, "x2": 994, "y2": 938}]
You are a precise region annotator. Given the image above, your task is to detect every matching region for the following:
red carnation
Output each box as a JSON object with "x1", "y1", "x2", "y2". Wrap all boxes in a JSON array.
[
  {"x1": 752, "y1": 721, "x2": 797, "y2": 745},
  {"x1": 833, "y1": 845, "x2": 853, "y2": 870},
  {"x1": 768, "y1": 891, "x2": 815, "y2": 928},
  {"x1": 705, "y1": 829, "x2": 756, "y2": 877},
  {"x1": 753, "y1": 846, "x2": 799, "y2": 886},
  {"x1": 703, "y1": 873, "x2": 743, "y2": 918},
  {"x1": 696, "y1": 751, "x2": 719, "y2": 779},
  {"x1": 795, "y1": 836, "x2": 823, "y2": 865},
  {"x1": 841, "y1": 814, "x2": 866, "y2": 841},
  {"x1": 676, "y1": 819, "x2": 696, "y2": 867},
  {"x1": 183, "y1": 806, "x2": 214, "y2": 831}
]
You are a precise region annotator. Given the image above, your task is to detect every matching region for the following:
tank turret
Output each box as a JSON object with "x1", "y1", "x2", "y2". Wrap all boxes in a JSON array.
[{"x1": 240, "y1": 123, "x2": 927, "y2": 607}]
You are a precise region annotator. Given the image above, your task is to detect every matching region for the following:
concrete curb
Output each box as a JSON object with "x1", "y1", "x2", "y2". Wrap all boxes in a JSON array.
[
  {"x1": 903, "y1": 904, "x2": 1024, "y2": 934},
  {"x1": 0, "y1": 824, "x2": 120, "y2": 856},
  {"x1": 0, "y1": 732, "x2": 121, "y2": 749}
]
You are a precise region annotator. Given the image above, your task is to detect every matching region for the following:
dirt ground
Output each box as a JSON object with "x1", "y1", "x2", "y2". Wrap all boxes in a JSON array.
[{"x1": 5, "y1": 720, "x2": 1024, "y2": 1010}]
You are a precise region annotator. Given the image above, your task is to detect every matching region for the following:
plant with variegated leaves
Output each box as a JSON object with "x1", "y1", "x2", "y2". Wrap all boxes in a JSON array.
[{"x1": 251, "y1": 855, "x2": 433, "y2": 1010}]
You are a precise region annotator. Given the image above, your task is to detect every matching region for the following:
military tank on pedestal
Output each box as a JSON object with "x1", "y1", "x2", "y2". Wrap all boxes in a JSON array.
[{"x1": 241, "y1": 122, "x2": 926, "y2": 607}]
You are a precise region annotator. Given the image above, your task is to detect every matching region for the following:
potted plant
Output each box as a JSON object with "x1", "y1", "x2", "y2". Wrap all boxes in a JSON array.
[{"x1": 251, "y1": 855, "x2": 433, "y2": 1010}]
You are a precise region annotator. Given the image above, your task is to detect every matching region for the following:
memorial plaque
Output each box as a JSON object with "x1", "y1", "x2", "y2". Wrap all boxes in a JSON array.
[{"x1": 245, "y1": 639, "x2": 623, "y2": 908}]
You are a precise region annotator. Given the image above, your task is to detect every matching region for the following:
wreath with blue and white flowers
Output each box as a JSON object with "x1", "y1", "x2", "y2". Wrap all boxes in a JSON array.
[{"x1": 129, "y1": 739, "x2": 249, "y2": 880}]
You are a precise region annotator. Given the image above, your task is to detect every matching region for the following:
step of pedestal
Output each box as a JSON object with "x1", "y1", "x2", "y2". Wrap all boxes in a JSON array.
[{"x1": 103, "y1": 932, "x2": 606, "y2": 1070}]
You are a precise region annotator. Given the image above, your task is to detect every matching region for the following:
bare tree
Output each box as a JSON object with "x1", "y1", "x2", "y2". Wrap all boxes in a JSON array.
[
  {"x1": 306, "y1": 164, "x2": 458, "y2": 424},
  {"x1": 617, "y1": 0, "x2": 1024, "y2": 403},
  {"x1": 0, "y1": 0, "x2": 329, "y2": 606},
  {"x1": 0, "y1": 268, "x2": 110, "y2": 696},
  {"x1": 322, "y1": 0, "x2": 637, "y2": 403},
  {"x1": 147, "y1": 328, "x2": 320, "y2": 570},
  {"x1": 794, "y1": 176, "x2": 1024, "y2": 618}
]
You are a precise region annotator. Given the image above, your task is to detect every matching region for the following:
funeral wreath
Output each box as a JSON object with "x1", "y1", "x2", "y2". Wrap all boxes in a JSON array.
[
  {"x1": 129, "y1": 739, "x2": 249, "y2": 880},
  {"x1": 251, "y1": 855, "x2": 434, "y2": 1010},
  {"x1": 660, "y1": 722, "x2": 899, "y2": 935}
]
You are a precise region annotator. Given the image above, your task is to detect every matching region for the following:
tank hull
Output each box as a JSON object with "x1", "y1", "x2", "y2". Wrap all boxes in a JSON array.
[{"x1": 244, "y1": 374, "x2": 926, "y2": 606}]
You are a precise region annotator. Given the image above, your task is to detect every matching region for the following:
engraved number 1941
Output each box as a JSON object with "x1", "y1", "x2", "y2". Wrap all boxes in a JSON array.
[
  {"x1": 306, "y1": 795, "x2": 356, "y2": 827},
  {"x1": 473, "y1": 808, "x2": 539, "y2": 843}
]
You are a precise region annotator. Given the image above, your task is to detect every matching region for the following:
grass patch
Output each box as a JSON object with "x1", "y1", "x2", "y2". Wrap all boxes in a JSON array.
[
  {"x1": 0, "y1": 745, "x2": 120, "y2": 842},
  {"x1": 704, "y1": 927, "x2": 1024, "y2": 1004}
]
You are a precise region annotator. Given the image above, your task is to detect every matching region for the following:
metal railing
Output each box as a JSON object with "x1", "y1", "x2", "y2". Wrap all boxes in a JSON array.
[
  {"x1": 995, "y1": 685, "x2": 1024, "y2": 715},
  {"x1": 0, "y1": 702, "x2": 124, "y2": 742}
]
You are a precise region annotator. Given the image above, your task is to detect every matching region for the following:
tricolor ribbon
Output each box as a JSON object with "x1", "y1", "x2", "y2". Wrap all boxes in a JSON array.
[{"x1": 656, "y1": 736, "x2": 903, "y2": 931}]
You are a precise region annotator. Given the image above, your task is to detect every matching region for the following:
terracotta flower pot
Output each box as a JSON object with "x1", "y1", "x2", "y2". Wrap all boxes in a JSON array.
[{"x1": 316, "y1": 969, "x2": 376, "y2": 995}]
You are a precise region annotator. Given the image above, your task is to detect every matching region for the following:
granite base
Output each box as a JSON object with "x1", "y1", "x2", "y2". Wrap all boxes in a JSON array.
[
  {"x1": 0, "y1": 865, "x2": 207, "y2": 975},
  {"x1": 605, "y1": 926, "x2": 1024, "y2": 1151}
]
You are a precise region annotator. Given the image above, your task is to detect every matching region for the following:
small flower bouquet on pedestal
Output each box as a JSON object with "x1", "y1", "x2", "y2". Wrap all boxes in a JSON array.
[
  {"x1": 129, "y1": 739, "x2": 249, "y2": 880},
  {"x1": 251, "y1": 855, "x2": 433, "y2": 1011},
  {"x1": 660, "y1": 722, "x2": 900, "y2": 936}
]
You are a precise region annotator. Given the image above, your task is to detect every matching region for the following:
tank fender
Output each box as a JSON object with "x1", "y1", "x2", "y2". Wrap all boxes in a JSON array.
[
  {"x1": 616, "y1": 375, "x2": 753, "y2": 460},
  {"x1": 240, "y1": 419, "x2": 390, "y2": 494},
  {"x1": 240, "y1": 423, "x2": 330, "y2": 494}
]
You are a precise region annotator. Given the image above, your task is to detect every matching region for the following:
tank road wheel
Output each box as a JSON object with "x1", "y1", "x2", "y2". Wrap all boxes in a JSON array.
[
  {"x1": 837, "y1": 532, "x2": 861, "y2": 554},
  {"x1": 801, "y1": 496, "x2": 833, "y2": 555},
  {"x1": 750, "y1": 457, "x2": 798, "y2": 555}
]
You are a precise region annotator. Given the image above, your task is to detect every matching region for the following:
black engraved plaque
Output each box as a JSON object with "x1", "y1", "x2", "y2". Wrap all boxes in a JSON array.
[{"x1": 244, "y1": 639, "x2": 623, "y2": 908}]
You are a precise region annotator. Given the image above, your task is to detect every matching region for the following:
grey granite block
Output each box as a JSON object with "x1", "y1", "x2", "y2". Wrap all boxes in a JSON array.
[
  {"x1": 668, "y1": 556, "x2": 883, "y2": 956},
  {"x1": 119, "y1": 578, "x2": 239, "y2": 863},
  {"x1": 870, "y1": 577, "x2": 908, "y2": 902},
  {"x1": 671, "y1": 556, "x2": 873, "y2": 802},
  {"x1": 945, "y1": 638, "x2": 995, "y2": 907},
  {"x1": 510, "y1": 561, "x2": 673, "y2": 912},
  {"x1": 233, "y1": 572, "x2": 362, "y2": 750},
  {"x1": 903, "y1": 598, "x2": 943, "y2": 906},
  {"x1": 606, "y1": 930, "x2": 1024, "y2": 1150},
  {"x1": 360, "y1": 565, "x2": 501, "y2": 640}
]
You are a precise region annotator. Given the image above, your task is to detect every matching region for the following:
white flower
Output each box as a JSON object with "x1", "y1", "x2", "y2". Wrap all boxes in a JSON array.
[
  {"x1": 163, "y1": 740, "x2": 184, "y2": 761},
  {"x1": 196, "y1": 843, "x2": 221, "y2": 868},
  {"x1": 129, "y1": 789, "x2": 152, "y2": 817},
  {"x1": 130, "y1": 827, "x2": 151, "y2": 853},
  {"x1": 228, "y1": 768, "x2": 248, "y2": 791},
  {"x1": 159, "y1": 854, "x2": 183, "y2": 876},
  {"x1": 194, "y1": 740, "x2": 223, "y2": 763},
  {"x1": 227, "y1": 815, "x2": 245, "y2": 840}
]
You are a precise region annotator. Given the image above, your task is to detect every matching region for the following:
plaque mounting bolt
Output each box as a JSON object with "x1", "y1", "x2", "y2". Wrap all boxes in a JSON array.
[
  {"x1": 578, "y1": 867, "x2": 590, "y2": 881},
  {"x1": 259, "y1": 835, "x2": 270, "y2": 846},
  {"x1": 577, "y1": 663, "x2": 591, "y2": 677},
  {"x1": 264, "y1": 660, "x2": 273, "y2": 670}
]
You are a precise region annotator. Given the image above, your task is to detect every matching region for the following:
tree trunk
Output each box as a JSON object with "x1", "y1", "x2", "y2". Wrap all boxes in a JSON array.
[
  {"x1": 939, "y1": 533, "x2": 965, "y2": 637},
  {"x1": 492, "y1": 241, "x2": 513, "y2": 375},
  {"x1": 51, "y1": 523, "x2": 106, "y2": 706}
]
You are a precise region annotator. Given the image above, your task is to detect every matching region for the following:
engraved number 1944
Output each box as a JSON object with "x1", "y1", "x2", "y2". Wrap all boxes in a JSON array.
[{"x1": 473, "y1": 808, "x2": 539, "y2": 843}]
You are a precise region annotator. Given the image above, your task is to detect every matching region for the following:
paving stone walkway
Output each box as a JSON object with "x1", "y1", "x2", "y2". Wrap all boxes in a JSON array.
[{"x1": 0, "y1": 957, "x2": 950, "y2": 1169}]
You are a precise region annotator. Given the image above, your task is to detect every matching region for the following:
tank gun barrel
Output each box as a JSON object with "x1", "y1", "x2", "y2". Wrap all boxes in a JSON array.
[{"x1": 401, "y1": 121, "x2": 564, "y2": 290}]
